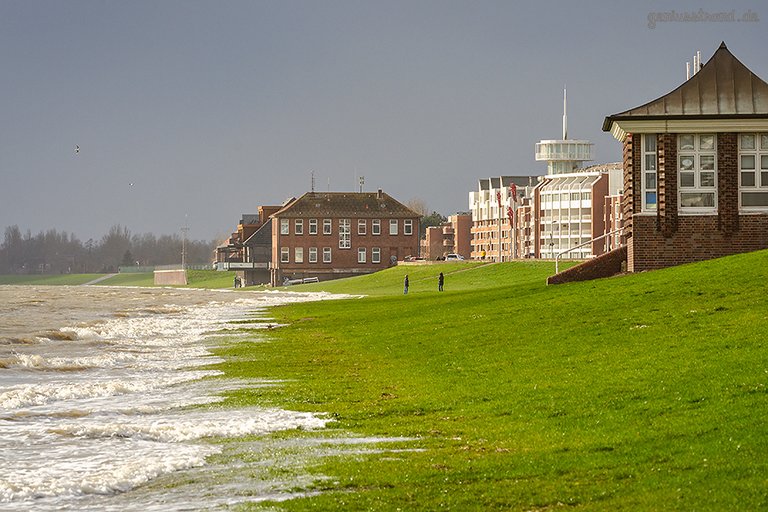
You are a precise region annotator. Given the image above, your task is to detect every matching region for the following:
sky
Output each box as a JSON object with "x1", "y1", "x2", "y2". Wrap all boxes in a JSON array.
[{"x1": 0, "y1": 0, "x2": 765, "y2": 242}]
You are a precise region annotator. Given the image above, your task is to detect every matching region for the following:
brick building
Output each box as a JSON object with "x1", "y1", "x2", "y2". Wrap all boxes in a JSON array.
[
  {"x1": 469, "y1": 176, "x2": 534, "y2": 261},
  {"x1": 421, "y1": 213, "x2": 472, "y2": 260},
  {"x1": 270, "y1": 190, "x2": 420, "y2": 285},
  {"x1": 215, "y1": 206, "x2": 280, "y2": 285},
  {"x1": 603, "y1": 42, "x2": 768, "y2": 272}
]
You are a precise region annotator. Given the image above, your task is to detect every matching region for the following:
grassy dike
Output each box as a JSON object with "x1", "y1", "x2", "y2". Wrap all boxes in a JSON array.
[
  {"x1": 213, "y1": 254, "x2": 768, "y2": 511},
  {"x1": 0, "y1": 270, "x2": 238, "y2": 289}
]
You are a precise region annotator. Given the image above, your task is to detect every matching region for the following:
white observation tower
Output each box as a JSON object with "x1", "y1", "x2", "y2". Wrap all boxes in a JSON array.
[{"x1": 535, "y1": 89, "x2": 593, "y2": 174}]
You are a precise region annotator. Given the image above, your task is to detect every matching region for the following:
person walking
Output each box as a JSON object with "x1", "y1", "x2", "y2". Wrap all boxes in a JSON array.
[
  {"x1": 438, "y1": 272, "x2": 444, "y2": 292},
  {"x1": 403, "y1": 274, "x2": 409, "y2": 295}
]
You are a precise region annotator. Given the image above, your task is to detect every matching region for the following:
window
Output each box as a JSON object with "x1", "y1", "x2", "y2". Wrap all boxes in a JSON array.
[
  {"x1": 295, "y1": 219, "x2": 303, "y2": 235},
  {"x1": 739, "y1": 133, "x2": 768, "y2": 208},
  {"x1": 309, "y1": 219, "x2": 318, "y2": 235},
  {"x1": 280, "y1": 219, "x2": 289, "y2": 235},
  {"x1": 294, "y1": 247, "x2": 303, "y2": 263},
  {"x1": 642, "y1": 134, "x2": 657, "y2": 211},
  {"x1": 280, "y1": 247, "x2": 289, "y2": 263},
  {"x1": 339, "y1": 219, "x2": 351, "y2": 249},
  {"x1": 678, "y1": 134, "x2": 717, "y2": 212},
  {"x1": 358, "y1": 219, "x2": 366, "y2": 235},
  {"x1": 358, "y1": 247, "x2": 366, "y2": 263},
  {"x1": 309, "y1": 247, "x2": 318, "y2": 263},
  {"x1": 372, "y1": 247, "x2": 381, "y2": 263},
  {"x1": 404, "y1": 219, "x2": 413, "y2": 235},
  {"x1": 389, "y1": 219, "x2": 398, "y2": 235},
  {"x1": 372, "y1": 219, "x2": 381, "y2": 235},
  {"x1": 323, "y1": 219, "x2": 332, "y2": 235},
  {"x1": 323, "y1": 247, "x2": 332, "y2": 263}
]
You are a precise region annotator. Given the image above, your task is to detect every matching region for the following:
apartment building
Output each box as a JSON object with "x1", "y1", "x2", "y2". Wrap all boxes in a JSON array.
[
  {"x1": 421, "y1": 213, "x2": 472, "y2": 260},
  {"x1": 270, "y1": 190, "x2": 420, "y2": 285},
  {"x1": 469, "y1": 176, "x2": 534, "y2": 261}
]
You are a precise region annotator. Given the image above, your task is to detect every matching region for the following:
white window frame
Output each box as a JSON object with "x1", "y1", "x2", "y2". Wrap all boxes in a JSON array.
[
  {"x1": 322, "y1": 247, "x2": 332, "y2": 263},
  {"x1": 323, "y1": 219, "x2": 332, "y2": 235},
  {"x1": 309, "y1": 247, "x2": 318, "y2": 263},
  {"x1": 294, "y1": 247, "x2": 303, "y2": 263},
  {"x1": 294, "y1": 219, "x2": 303, "y2": 235},
  {"x1": 280, "y1": 247, "x2": 289, "y2": 263},
  {"x1": 739, "y1": 133, "x2": 768, "y2": 210},
  {"x1": 404, "y1": 219, "x2": 413, "y2": 235},
  {"x1": 358, "y1": 219, "x2": 367, "y2": 235},
  {"x1": 372, "y1": 247, "x2": 381, "y2": 263},
  {"x1": 339, "y1": 219, "x2": 351, "y2": 249},
  {"x1": 389, "y1": 219, "x2": 398, "y2": 235},
  {"x1": 309, "y1": 219, "x2": 318, "y2": 235},
  {"x1": 372, "y1": 219, "x2": 381, "y2": 235},
  {"x1": 678, "y1": 134, "x2": 717, "y2": 213},
  {"x1": 357, "y1": 247, "x2": 366, "y2": 263},
  {"x1": 642, "y1": 134, "x2": 657, "y2": 212},
  {"x1": 280, "y1": 219, "x2": 289, "y2": 235}
]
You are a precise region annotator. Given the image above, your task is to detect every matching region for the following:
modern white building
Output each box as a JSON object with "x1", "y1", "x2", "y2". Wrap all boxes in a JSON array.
[{"x1": 534, "y1": 91, "x2": 622, "y2": 259}]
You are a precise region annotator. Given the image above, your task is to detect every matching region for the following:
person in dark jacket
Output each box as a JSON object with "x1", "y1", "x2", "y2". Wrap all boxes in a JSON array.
[
  {"x1": 404, "y1": 274, "x2": 409, "y2": 294},
  {"x1": 438, "y1": 272, "x2": 444, "y2": 291}
]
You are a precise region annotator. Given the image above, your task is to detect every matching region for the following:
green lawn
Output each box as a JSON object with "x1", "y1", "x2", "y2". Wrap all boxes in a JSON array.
[
  {"x1": 0, "y1": 274, "x2": 104, "y2": 285},
  {"x1": 0, "y1": 269, "x2": 241, "y2": 289},
  {"x1": 214, "y1": 253, "x2": 768, "y2": 511}
]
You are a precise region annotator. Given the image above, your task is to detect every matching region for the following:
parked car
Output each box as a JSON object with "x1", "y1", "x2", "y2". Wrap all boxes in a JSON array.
[{"x1": 445, "y1": 253, "x2": 465, "y2": 261}]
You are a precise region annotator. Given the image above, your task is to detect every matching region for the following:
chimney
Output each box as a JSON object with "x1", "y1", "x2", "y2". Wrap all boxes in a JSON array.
[{"x1": 377, "y1": 189, "x2": 383, "y2": 199}]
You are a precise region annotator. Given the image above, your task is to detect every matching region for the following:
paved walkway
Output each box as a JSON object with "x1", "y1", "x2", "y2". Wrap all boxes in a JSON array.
[{"x1": 81, "y1": 274, "x2": 118, "y2": 286}]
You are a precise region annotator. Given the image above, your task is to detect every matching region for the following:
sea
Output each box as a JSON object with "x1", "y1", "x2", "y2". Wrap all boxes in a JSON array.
[{"x1": 0, "y1": 284, "x2": 343, "y2": 511}]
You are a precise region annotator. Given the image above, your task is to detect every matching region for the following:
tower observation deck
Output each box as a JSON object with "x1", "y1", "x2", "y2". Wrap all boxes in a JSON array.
[{"x1": 534, "y1": 89, "x2": 593, "y2": 175}]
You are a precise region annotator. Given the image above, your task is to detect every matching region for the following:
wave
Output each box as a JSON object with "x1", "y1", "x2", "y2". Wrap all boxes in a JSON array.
[
  {"x1": 0, "y1": 352, "x2": 144, "y2": 372},
  {"x1": 0, "y1": 372, "x2": 217, "y2": 410},
  {"x1": 0, "y1": 440, "x2": 217, "y2": 503},
  {"x1": 50, "y1": 407, "x2": 330, "y2": 443},
  {"x1": 36, "y1": 330, "x2": 79, "y2": 341}
]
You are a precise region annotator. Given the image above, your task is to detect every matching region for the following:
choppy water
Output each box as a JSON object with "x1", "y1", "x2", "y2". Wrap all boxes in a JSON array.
[{"x1": 0, "y1": 285, "x2": 342, "y2": 511}]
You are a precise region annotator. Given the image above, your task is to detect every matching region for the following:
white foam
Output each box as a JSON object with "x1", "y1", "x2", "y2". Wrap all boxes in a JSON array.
[
  {"x1": 51, "y1": 407, "x2": 330, "y2": 443},
  {"x1": 0, "y1": 371, "x2": 217, "y2": 410}
]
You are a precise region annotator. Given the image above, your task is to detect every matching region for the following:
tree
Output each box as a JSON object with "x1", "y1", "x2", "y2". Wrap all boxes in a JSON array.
[
  {"x1": 406, "y1": 198, "x2": 429, "y2": 217},
  {"x1": 420, "y1": 211, "x2": 447, "y2": 238}
]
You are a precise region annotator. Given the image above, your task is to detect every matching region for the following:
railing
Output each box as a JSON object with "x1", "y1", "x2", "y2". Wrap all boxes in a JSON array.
[
  {"x1": 214, "y1": 262, "x2": 268, "y2": 271},
  {"x1": 554, "y1": 228, "x2": 624, "y2": 274}
]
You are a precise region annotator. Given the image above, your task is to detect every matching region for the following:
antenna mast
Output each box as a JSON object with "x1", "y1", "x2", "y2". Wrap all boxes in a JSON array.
[{"x1": 562, "y1": 87, "x2": 568, "y2": 140}]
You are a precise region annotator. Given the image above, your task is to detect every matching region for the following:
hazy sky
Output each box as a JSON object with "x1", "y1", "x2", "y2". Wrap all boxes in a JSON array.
[{"x1": 1, "y1": 1, "x2": 765, "y2": 242}]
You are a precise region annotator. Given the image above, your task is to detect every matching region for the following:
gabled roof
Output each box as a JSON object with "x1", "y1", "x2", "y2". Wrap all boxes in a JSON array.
[
  {"x1": 603, "y1": 42, "x2": 768, "y2": 132},
  {"x1": 272, "y1": 191, "x2": 419, "y2": 219}
]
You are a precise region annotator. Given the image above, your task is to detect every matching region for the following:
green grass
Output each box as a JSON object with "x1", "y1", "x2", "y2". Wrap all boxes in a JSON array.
[
  {"x1": 213, "y1": 253, "x2": 768, "y2": 511},
  {"x1": 0, "y1": 274, "x2": 104, "y2": 285},
  {"x1": 0, "y1": 269, "x2": 242, "y2": 289}
]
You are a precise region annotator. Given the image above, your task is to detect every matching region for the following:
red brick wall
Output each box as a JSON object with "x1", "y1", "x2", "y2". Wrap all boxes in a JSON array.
[
  {"x1": 547, "y1": 246, "x2": 627, "y2": 285},
  {"x1": 629, "y1": 131, "x2": 768, "y2": 272},
  {"x1": 272, "y1": 216, "x2": 419, "y2": 284},
  {"x1": 718, "y1": 133, "x2": 739, "y2": 234},
  {"x1": 623, "y1": 134, "x2": 636, "y2": 270}
]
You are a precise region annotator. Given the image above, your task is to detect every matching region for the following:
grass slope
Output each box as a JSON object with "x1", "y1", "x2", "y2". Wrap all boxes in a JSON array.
[
  {"x1": 215, "y1": 254, "x2": 768, "y2": 511},
  {"x1": 0, "y1": 274, "x2": 104, "y2": 286},
  {"x1": 0, "y1": 270, "x2": 239, "y2": 289}
]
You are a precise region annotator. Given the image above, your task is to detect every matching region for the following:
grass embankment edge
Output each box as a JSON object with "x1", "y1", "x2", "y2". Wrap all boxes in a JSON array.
[{"x1": 213, "y1": 254, "x2": 768, "y2": 511}]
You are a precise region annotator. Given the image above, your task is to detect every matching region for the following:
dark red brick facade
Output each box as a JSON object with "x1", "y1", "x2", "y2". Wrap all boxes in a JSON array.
[{"x1": 627, "y1": 132, "x2": 768, "y2": 272}]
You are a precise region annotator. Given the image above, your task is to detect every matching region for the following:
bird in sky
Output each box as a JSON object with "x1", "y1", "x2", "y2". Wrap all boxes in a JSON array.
[{"x1": 75, "y1": 145, "x2": 80, "y2": 154}]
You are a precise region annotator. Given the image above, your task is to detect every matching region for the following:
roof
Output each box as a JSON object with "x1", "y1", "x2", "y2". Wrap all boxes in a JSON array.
[
  {"x1": 479, "y1": 176, "x2": 535, "y2": 190},
  {"x1": 603, "y1": 42, "x2": 768, "y2": 132},
  {"x1": 272, "y1": 191, "x2": 420, "y2": 219}
]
